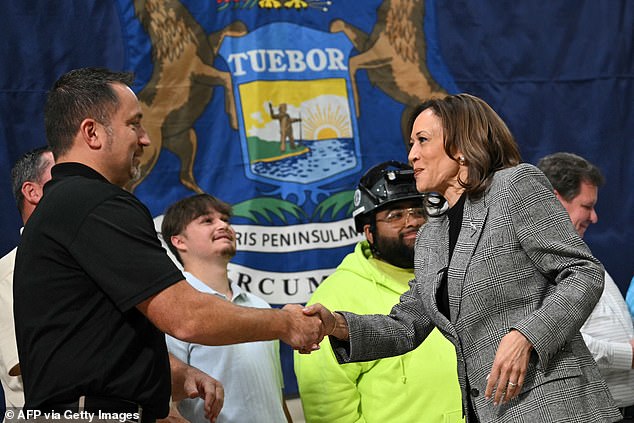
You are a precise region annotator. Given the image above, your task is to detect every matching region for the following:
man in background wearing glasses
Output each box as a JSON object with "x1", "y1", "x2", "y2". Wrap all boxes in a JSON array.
[{"x1": 294, "y1": 161, "x2": 463, "y2": 423}]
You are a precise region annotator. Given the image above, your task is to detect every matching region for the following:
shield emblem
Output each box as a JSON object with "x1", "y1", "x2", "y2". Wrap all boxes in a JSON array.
[{"x1": 219, "y1": 22, "x2": 361, "y2": 204}]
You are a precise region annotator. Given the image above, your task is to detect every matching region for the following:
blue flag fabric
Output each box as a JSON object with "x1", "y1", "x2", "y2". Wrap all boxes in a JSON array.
[{"x1": 1, "y1": 0, "x2": 633, "y2": 397}]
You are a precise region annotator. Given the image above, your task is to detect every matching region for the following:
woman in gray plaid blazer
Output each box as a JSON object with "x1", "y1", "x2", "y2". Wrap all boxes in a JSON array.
[{"x1": 308, "y1": 94, "x2": 622, "y2": 422}]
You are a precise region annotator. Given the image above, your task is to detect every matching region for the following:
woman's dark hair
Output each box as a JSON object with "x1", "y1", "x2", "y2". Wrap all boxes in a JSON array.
[{"x1": 408, "y1": 93, "x2": 521, "y2": 197}]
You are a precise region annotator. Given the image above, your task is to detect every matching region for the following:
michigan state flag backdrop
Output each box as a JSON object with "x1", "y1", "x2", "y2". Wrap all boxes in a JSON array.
[{"x1": 1, "y1": 0, "x2": 633, "y2": 396}]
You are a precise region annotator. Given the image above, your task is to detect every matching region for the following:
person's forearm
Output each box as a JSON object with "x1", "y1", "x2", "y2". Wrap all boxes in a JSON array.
[
  {"x1": 141, "y1": 282, "x2": 289, "y2": 345},
  {"x1": 167, "y1": 356, "x2": 224, "y2": 422},
  {"x1": 140, "y1": 282, "x2": 322, "y2": 350},
  {"x1": 177, "y1": 301, "x2": 289, "y2": 345},
  {"x1": 169, "y1": 353, "x2": 190, "y2": 401},
  {"x1": 330, "y1": 312, "x2": 350, "y2": 340}
]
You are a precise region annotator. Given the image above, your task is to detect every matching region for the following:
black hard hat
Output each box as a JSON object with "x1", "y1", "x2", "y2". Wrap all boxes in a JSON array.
[{"x1": 352, "y1": 161, "x2": 423, "y2": 233}]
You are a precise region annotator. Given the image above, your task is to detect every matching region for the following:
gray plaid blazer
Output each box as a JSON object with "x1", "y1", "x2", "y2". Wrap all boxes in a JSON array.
[{"x1": 332, "y1": 164, "x2": 621, "y2": 422}]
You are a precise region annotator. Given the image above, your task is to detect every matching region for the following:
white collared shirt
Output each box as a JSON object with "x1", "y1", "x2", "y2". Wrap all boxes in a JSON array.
[
  {"x1": 0, "y1": 246, "x2": 24, "y2": 411},
  {"x1": 581, "y1": 271, "x2": 634, "y2": 407},
  {"x1": 166, "y1": 272, "x2": 286, "y2": 423}
]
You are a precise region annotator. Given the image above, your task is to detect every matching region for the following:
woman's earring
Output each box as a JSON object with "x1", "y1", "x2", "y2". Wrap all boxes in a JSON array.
[{"x1": 458, "y1": 156, "x2": 466, "y2": 166}]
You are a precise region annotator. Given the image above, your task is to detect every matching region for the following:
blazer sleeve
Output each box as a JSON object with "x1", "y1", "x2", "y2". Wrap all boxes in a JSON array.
[
  {"x1": 330, "y1": 278, "x2": 435, "y2": 363},
  {"x1": 507, "y1": 164, "x2": 604, "y2": 369}
]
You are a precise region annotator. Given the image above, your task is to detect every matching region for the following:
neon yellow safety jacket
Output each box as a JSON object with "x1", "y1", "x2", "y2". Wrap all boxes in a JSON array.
[{"x1": 294, "y1": 241, "x2": 464, "y2": 423}]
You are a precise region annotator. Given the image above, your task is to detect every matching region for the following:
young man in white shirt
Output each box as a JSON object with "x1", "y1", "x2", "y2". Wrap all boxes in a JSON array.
[{"x1": 161, "y1": 194, "x2": 291, "y2": 423}]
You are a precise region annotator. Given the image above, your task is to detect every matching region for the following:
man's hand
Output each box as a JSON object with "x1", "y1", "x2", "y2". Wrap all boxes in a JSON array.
[
  {"x1": 485, "y1": 329, "x2": 533, "y2": 406},
  {"x1": 302, "y1": 303, "x2": 349, "y2": 339},
  {"x1": 170, "y1": 354, "x2": 224, "y2": 422},
  {"x1": 296, "y1": 303, "x2": 350, "y2": 354},
  {"x1": 156, "y1": 402, "x2": 189, "y2": 423},
  {"x1": 183, "y1": 367, "x2": 224, "y2": 422},
  {"x1": 280, "y1": 304, "x2": 324, "y2": 351}
]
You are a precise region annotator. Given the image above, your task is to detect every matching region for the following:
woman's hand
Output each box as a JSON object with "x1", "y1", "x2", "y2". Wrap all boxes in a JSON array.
[
  {"x1": 302, "y1": 304, "x2": 350, "y2": 340},
  {"x1": 485, "y1": 329, "x2": 533, "y2": 405}
]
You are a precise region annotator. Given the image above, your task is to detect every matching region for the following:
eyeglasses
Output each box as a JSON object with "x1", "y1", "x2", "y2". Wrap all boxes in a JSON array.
[{"x1": 375, "y1": 207, "x2": 426, "y2": 226}]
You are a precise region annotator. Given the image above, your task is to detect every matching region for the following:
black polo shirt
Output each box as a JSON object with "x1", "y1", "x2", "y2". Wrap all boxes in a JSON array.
[{"x1": 14, "y1": 163, "x2": 184, "y2": 419}]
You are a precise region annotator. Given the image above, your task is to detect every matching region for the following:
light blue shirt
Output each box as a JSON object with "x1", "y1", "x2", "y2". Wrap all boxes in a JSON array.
[{"x1": 166, "y1": 272, "x2": 286, "y2": 423}]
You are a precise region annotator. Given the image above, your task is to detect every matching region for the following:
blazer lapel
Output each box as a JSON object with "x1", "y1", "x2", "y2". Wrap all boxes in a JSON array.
[
  {"x1": 448, "y1": 195, "x2": 489, "y2": 324},
  {"x1": 416, "y1": 216, "x2": 456, "y2": 336}
]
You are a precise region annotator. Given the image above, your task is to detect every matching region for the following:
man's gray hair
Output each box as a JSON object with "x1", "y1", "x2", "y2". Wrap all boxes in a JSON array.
[
  {"x1": 11, "y1": 146, "x2": 52, "y2": 214},
  {"x1": 537, "y1": 152, "x2": 604, "y2": 201}
]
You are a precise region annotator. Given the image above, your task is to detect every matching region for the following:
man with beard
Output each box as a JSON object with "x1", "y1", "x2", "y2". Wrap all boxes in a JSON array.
[
  {"x1": 294, "y1": 161, "x2": 463, "y2": 423},
  {"x1": 13, "y1": 67, "x2": 322, "y2": 422},
  {"x1": 4, "y1": 147, "x2": 224, "y2": 423},
  {"x1": 161, "y1": 194, "x2": 290, "y2": 423}
]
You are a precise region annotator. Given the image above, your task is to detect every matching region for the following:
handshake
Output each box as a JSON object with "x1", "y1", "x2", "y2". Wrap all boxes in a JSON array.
[{"x1": 279, "y1": 303, "x2": 348, "y2": 353}]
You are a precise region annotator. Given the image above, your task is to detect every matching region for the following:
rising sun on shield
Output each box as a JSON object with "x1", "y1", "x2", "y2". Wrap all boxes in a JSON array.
[
  {"x1": 302, "y1": 100, "x2": 353, "y2": 141},
  {"x1": 239, "y1": 78, "x2": 355, "y2": 186}
]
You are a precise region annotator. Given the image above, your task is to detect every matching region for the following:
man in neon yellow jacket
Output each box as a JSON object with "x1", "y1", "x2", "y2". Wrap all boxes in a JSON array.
[{"x1": 294, "y1": 161, "x2": 463, "y2": 422}]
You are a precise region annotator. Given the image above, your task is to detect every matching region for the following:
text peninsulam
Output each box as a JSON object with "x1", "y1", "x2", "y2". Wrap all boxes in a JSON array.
[
  {"x1": 153, "y1": 216, "x2": 361, "y2": 304},
  {"x1": 229, "y1": 219, "x2": 363, "y2": 303},
  {"x1": 227, "y1": 262, "x2": 335, "y2": 304},
  {"x1": 232, "y1": 218, "x2": 363, "y2": 252}
]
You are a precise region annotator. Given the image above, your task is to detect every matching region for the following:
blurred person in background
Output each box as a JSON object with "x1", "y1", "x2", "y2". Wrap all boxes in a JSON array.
[{"x1": 538, "y1": 152, "x2": 634, "y2": 422}]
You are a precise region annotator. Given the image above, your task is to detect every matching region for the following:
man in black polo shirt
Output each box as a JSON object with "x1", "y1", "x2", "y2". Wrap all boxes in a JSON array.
[{"x1": 13, "y1": 67, "x2": 324, "y2": 422}]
